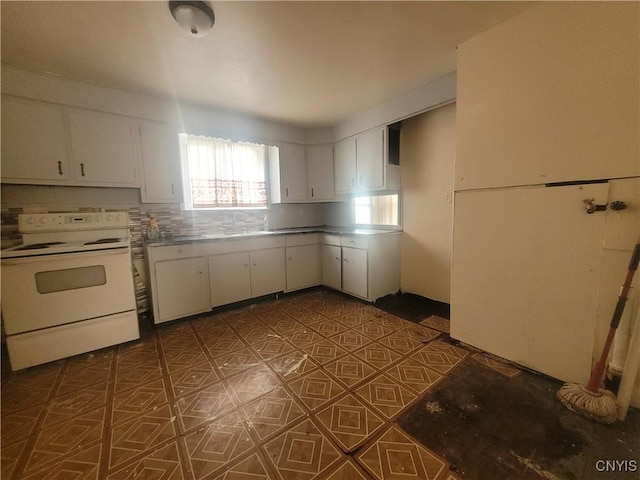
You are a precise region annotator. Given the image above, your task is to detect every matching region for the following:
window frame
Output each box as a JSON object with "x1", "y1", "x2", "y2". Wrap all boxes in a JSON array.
[
  {"x1": 179, "y1": 133, "x2": 272, "y2": 211},
  {"x1": 352, "y1": 192, "x2": 402, "y2": 229}
]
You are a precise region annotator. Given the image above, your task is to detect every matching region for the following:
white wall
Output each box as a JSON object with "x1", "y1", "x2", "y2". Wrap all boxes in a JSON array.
[
  {"x1": 455, "y1": 2, "x2": 639, "y2": 191},
  {"x1": 400, "y1": 103, "x2": 455, "y2": 303}
]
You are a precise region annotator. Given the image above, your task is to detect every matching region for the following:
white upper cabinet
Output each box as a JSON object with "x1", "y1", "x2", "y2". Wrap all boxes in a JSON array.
[
  {"x1": 306, "y1": 144, "x2": 335, "y2": 201},
  {"x1": 355, "y1": 127, "x2": 385, "y2": 190},
  {"x1": 334, "y1": 126, "x2": 399, "y2": 195},
  {"x1": 1, "y1": 96, "x2": 142, "y2": 187},
  {"x1": 1, "y1": 96, "x2": 70, "y2": 183},
  {"x1": 139, "y1": 121, "x2": 183, "y2": 203},
  {"x1": 334, "y1": 136, "x2": 357, "y2": 194},
  {"x1": 67, "y1": 110, "x2": 139, "y2": 186},
  {"x1": 270, "y1": 143, "x2": 335, "y2": 203},
  {"x1": 270, "y1": 143, "x2": 307, "y2": 203}
]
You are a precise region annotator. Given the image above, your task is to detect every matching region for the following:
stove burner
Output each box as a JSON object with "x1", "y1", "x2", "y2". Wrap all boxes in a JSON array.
[
  {"x1": 14, "y1": 242, "x2": 66, "y2": 250},
  {"x1": 84, "y1": 238, "x2": 122, "y2": 245}
]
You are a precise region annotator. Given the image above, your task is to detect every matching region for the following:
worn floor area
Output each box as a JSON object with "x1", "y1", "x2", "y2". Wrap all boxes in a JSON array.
[{"x1": 1, "y1": 288, "x2": 638, "y2": 480}]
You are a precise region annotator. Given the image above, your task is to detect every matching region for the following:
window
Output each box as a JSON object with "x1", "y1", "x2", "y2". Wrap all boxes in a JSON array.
[
  {"x1": 180, "y1": 134, "x2": 271, "y2": 209},
  {"x1": 353, "y1": 193, "x2": 400, "y2": 226}
]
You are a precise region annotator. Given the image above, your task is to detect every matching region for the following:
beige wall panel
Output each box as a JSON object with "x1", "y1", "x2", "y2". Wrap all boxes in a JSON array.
[
  {"x1": 456, "y1": 3, "x2": 639, "y2": 191},
  {"x1": 400, "y1": 103, "x2": 455, "y2": 302}
]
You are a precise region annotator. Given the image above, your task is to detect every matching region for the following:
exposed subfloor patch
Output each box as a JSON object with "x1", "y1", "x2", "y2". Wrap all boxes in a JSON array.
[{"x1": 397, "y1": 359, "x2": 640, "y2": 480}]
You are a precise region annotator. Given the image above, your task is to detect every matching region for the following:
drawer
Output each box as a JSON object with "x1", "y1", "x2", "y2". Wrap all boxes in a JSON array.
[
  {"x1": 286, "y1": 233, "x2": 319, "y2": 247},
  {"x1": 341, "y1": 236, "x2": 369, "y2": 250},
  {"x1": 205, "y1": 236, "x2": 285, "y2": 255},
  {"x1": 320, "y1": 234, "x2": 341, "y2": 246},
  {"x1": 148, "y1": 243, "x2": 207, "y2": 262}
]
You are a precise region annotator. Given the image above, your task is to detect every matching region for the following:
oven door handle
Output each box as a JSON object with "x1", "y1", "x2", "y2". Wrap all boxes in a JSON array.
[{"x1": 1, "y1": 247, "x2": 130, "y2": 265}]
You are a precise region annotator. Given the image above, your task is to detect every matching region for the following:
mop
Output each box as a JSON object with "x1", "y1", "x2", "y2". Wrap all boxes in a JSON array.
[{"x1": 557, "y1": 235, "x2": 640, "y2": 424}]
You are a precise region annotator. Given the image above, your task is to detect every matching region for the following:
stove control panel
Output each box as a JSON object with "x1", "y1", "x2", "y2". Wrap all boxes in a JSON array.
[{"x1": 18, "y1": 212, "x2": 129, "y2": 233}]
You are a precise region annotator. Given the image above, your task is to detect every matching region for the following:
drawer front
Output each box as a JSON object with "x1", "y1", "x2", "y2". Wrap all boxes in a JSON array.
[
  {"x1": 286, "y1": 233, "x2": 319, "y2": 247},
  {"x1": 149, "y1": 244, "x2": 206, "y2": 262},
  {"x1": 341, "y1": 236, "x2": 369, "y2": 250},
  {"x1": 320, "y1": 234, "x2": 341, "y2": 246},
  {"x1": 205, "y1": 236, "x2": 286, "y2": 255}
]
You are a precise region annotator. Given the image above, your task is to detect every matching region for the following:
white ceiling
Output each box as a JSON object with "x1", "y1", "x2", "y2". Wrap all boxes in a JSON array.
[{"x1": 1, "y1": 1, "x2": 533, "y2": 128}]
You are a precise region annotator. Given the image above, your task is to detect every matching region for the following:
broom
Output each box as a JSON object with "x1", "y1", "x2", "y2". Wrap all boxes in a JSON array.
[{"x1": 557, "y1": 235, "x2": 640, "y2": 424}]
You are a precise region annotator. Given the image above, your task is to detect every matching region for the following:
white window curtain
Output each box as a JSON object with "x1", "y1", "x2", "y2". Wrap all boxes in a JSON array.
[{"x1": 180, "y1": 134, "x2": 268, "y2": 209}]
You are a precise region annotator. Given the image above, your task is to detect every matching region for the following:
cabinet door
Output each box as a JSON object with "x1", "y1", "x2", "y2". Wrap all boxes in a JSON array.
[
  {"x1": 140, "y1": 121, "x2": 183, "y2": 203},
  {"x1": 155, "y1": 257, "x2": 210, "y2": 322},
  {"x1": 356, "y1": 127, "x2": 385, "y2": 190},
  {"x1": 286, "y1": 244, "x2": 320, "y2": 291},
  {"x1": 278, "y1": 143, "x2": 307, "y2": 202},
  {"x1": 1, "y1": 96, "x2": 70, "y2": 182},
  {"x1": 334, "y1": 137, "x2": 356, "y2": 194},
  {"x1": 307, "y1": 144, "x2": 335, "y2": 201},
  {"x1": 321, "y1": 244, "x2": 342, "y2": 291},
  {"x1": 67, "y1": 110, "x2": 139, "y2": 186},
  {"x1": 250, "y1": 248, "x2": 285, "y2": 297},
  {"x1": 342, "y1": 247, "x2": 368, "y2": 299},
  {"x1": 209, "y1": 252, "x2": 251, "y2": 307}
]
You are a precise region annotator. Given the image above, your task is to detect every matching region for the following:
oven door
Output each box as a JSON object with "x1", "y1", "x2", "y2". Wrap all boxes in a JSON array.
[{"x1": 1, "y1": 247, "x2": 136, "y2": 335}]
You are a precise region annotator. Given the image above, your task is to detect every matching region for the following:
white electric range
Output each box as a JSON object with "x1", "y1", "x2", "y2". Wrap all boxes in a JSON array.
[{"x1": 1, "y1": 212, "x2": 140, "y2": 370}]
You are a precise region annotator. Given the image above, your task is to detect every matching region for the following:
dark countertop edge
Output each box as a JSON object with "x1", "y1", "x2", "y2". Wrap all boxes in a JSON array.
[{"x1": 144, "y1": 226, "x2": 402, "y2": 246}]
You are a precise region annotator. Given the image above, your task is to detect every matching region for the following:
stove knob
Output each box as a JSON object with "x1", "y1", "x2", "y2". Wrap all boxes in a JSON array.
[
  {"x1": 39, "y1": 217, "x2": 48, "y2": 224},
  {"x1": 116, "y1": 213, "x2": 122, "y2": 221},
  {"x1": 106, "y1": 214, "x2": 112, "y2": 221},
  {"x1": 26, "y1": 217, "x2": 36, "y2": 225}
]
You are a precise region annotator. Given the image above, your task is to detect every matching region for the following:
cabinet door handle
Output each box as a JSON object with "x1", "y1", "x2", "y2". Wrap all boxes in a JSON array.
[
  {"x1": 285, "y1": 187, "x2": 289, "y2": 197},
  {"x1": 57, "y1": 161, "x2": 64, "y2": 176},
  {"x1": 351, "y1": 177, "x2": 355, "y2": 187},
  {"x1": 252, "y1": 263, "x2": 257, "y2": 267},
  {"x1": 243, "y1": 264, "x2": 249, "y2": 267},
  {"x1": 311, "y1": 188, "x2": 314, "y2": 197},
  {"x1": 80, "y1": 163, "x2": 86, "y2": 177},
  {"x1": 343, "y1": 258, "x2": 349, "y2": 263},
  {"x1": 288, "y1": 257, "x2": 292, "y2": 261},
  {"x1": 178, "y1": 248, "x2": 183, "y2": 253},
  {"x1": 335, "y1": 257, "x2": 340, "y2": 261},
  {"x1": 198, "y1": 270, "x2": 204, "y2": 274},
  {"x1": 171, "y1": 183, "x2": 175, "y2": 195}
]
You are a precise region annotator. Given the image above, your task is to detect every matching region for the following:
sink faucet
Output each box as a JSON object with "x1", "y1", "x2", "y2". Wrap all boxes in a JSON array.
[{"x1": 232, "y1": 211, "x2": 248, "y2": 233}]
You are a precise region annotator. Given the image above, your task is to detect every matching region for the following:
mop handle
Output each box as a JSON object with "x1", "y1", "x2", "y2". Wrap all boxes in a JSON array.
[{"x1": 585, "y1": 236, "x2": 640, "y2": 393}]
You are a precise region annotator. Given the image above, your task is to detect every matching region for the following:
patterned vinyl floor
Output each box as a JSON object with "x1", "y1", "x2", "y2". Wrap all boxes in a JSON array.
[{"x1": 1, "y1": 289, "x2": 470, "y2": 480}]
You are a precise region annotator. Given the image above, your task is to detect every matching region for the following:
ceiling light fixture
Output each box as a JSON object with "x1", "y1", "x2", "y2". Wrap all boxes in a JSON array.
[{"x1": 169, "y1": 1, "x2": 215, "y2": 37}]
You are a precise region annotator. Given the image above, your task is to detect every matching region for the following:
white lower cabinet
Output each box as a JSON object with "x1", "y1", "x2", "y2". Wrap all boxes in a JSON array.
[
  {"x1": 286, "y1": 234, "x2": 320, "y2": 292},
  {"x1": 155, "y1": 257, "x2": 210, "y2": 322},
  {"x1": 209, "y1": 252, "x2": 252, "y2": 307},
  {"x1": 342, "y1": 247, "x2": 368, "y2": 299},
  {"x1": 287, "y1": 244, "x2": 320, "y2": 291},
  {"x1": 209, "y1": 248, "x2": 285, "y2": 307},
  {"x1": 146, "y1": 232, "x2": 399, "y2": 324},
  {"x1": 250, "y1": 248, "x2": 286, "y2": 297},
  {"x1": 321, "y1": 244, "x2": 342, "y2": 291},
  {"x1": 320, "y1": 232, "x2": 401, "y2": 302}
]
